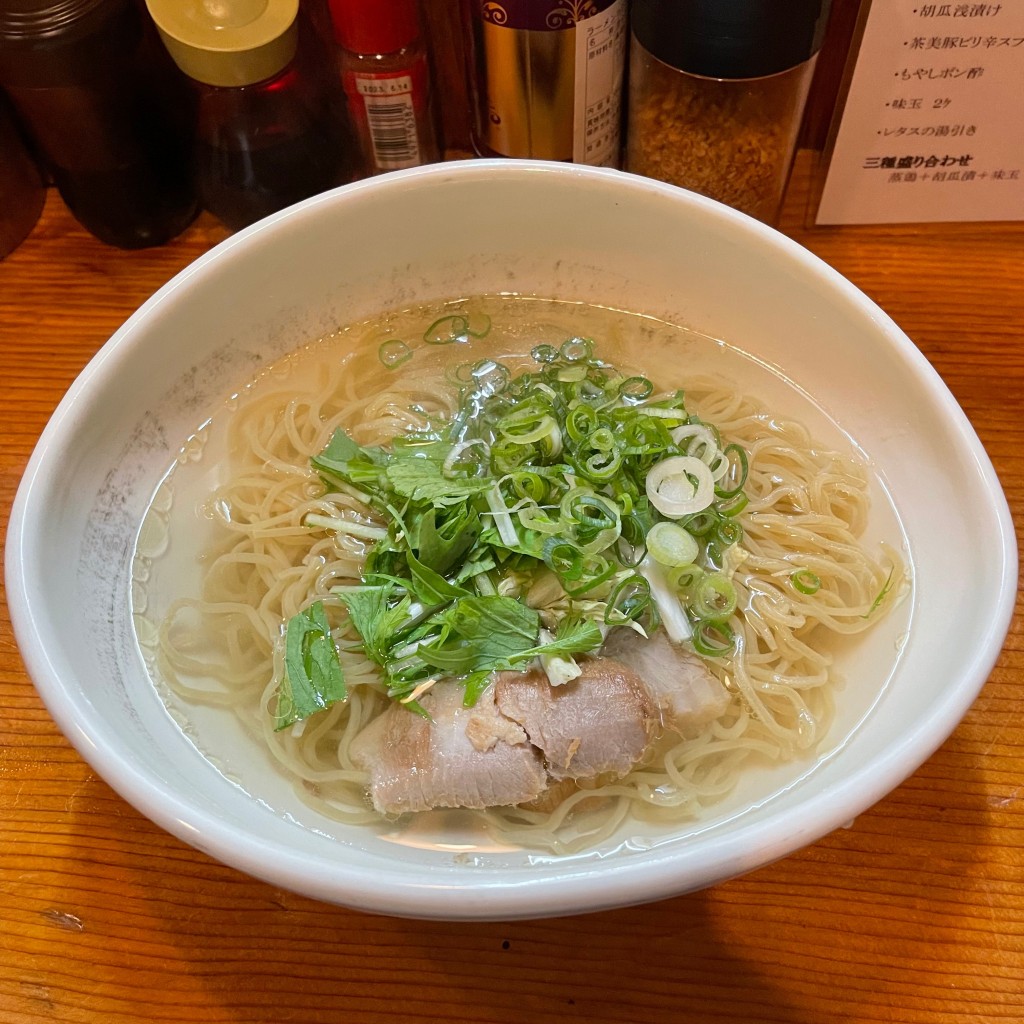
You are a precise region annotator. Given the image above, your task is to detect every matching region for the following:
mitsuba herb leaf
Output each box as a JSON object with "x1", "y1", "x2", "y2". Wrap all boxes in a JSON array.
[
  {"x1": 406, "y1": 550, "x2": 471, "y2": 606},
  {"x1": 415, "y1": 506, "x2": 481, "y2": 575},
  {"x1": 311, "y1": 428, "x2": 389, "y2": 500},
  {"x1": 318, "y1": 427, "x2": 368, "y2": 465},
  {"x1": 274, "y1": 600, "x2": 347, "y2": 730},
  {"x1": 461, "y1": 669, "x2": 495, "y2": 707},
  {"x1": 336, "y1": 584, "x2": 411, "y2": 665},
  {"x1": 418, "y1": 595, "x2": 540, "y2": 674},
  {"x1": 529, "y1": 616, "x2": 604, "y2": 660},
  {"x1": 385, "y1": 456, "x2": 491, "y2": 505},
  {"x1": 452, "y1": 553, "x2": 496, "y2": 584},
  {"x1": 453, "y1": 616, "x2": 604, "y2": 707}
]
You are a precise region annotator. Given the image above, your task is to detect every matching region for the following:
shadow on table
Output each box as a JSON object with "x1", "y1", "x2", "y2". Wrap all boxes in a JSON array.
[{"x1": 33, "y1": 737, "x2": 996, "y2": 1024}]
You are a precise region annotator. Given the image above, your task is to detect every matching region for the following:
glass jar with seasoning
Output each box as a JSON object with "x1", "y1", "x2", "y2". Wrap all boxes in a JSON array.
[
  {"x1": 462, "y1": 0, "x2": 628, "y2": 166},
  {"x1": 146, "y1": 0, "x2": 356, "y2": 232},
  {"x1": 626, "y1": 0, "x2": 831, "y2": 224},
  {"x1": 0, "y1": 0, "x2": 198, "y2": 249},
  {"x1": 329, "y1": 0, "x2": 441, "y2": 176}
]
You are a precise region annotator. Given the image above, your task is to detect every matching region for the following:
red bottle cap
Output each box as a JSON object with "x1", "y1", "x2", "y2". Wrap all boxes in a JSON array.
[{"x1": 329, "y1": 0, "x2": 420, "y2": 56}]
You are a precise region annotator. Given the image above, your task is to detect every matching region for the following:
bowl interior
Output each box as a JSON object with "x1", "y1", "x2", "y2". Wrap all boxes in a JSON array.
[{"x1": 8, "y1": 162, "x2": 1016, "y2": 920}]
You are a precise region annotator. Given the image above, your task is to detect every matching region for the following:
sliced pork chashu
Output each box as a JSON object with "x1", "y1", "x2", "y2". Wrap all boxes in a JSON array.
[
  {"x1": 350, "y1": 682, "x2": 547, "y2": 815},
  {"x1": 603, "y1": 627, "x2": 731, "y2": 732},
  {"x1": 494, "y1": 659, "x2": 656, "y2": 781}
]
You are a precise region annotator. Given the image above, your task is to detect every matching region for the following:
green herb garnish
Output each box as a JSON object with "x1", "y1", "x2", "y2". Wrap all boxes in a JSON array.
[
  {"x1": 274, "y1": 601, "x2": 347, "y2": 730},
  {"x1": 285, "y1": 339, "x2": 751, "y2": 723}
]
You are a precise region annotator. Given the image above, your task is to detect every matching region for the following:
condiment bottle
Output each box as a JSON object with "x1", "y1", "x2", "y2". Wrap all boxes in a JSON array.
[
  {"x1": 0, "y1": 88, "x2": 45, "y2": 259},
  {"x1": 626, "y1": 0, "x2": 831, "y2": 224},
  {"x1": 462, "y1": 0, "x2": 628, "y2": 166},
  {"x1": 145, "y1": 0, "x2": 356, "y2": 232},
  {"x1": 329, "y1": 0, "x2": 440, "y2": 175},
  {"x1": 0, "y1": 0, "x2": 198, "y2": 249}
]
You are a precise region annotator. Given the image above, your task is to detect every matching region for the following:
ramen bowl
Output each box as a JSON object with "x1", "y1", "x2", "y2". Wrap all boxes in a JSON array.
[{"x1": 6, "y1": 161, "x2": 1016, "y2": 920}]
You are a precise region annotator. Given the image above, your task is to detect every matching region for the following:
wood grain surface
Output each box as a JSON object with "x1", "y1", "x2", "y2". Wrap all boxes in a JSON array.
[{"x1": 1, "y1": 154, "x2": 1021, "y2": 1024}]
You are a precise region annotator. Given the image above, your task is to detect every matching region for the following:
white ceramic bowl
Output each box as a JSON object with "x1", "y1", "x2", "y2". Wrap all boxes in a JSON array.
[{"x1": 7, "y1": 162, "x2": 1017, "y2": 920}]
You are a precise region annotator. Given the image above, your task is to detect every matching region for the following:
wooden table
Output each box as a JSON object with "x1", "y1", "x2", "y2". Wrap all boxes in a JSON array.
[{"x1": 2, "y1": 155, "x2": 1022, "y2": 1023}]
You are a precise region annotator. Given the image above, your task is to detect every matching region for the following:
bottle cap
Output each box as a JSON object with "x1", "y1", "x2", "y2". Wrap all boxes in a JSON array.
[
  {"x1": 145, "y1": 0, "x2": 299, "y2": 87},
  {"x1": 328, "y1": 0, "x2": 420, "y2": 56},
  {"x1": 631, "y1": 0, "x2": 831, "y2": 80}
]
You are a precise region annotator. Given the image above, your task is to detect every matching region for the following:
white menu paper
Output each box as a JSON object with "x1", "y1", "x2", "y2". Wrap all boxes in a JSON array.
[{"x1": 816, "y1": 0, "x2": 1024, "y2": 224}]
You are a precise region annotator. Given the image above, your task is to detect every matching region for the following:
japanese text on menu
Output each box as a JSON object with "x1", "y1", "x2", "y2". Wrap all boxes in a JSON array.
[{"x1": 817, "y1": 1, "x2": 1023, "y2": 223}]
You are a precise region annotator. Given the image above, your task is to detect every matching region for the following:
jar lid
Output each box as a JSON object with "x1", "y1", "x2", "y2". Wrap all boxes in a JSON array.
[
  {"x1": 0, "y1": 0, "x2": 109, "y2": 39},
  {"x1": 328, "y1": 0, "x2": 420, "y2": 56},
  {"x1": 631, "y1": 0, "x2": 831, "y2": 80},
  {"x1": 144, "y1": 0, "x2": 299, "y2": 87}
]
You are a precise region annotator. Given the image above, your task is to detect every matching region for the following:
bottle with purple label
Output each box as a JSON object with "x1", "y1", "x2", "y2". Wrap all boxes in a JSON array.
[{"x1": 462, "y1": 0, "x2": 627, "y2": 166}]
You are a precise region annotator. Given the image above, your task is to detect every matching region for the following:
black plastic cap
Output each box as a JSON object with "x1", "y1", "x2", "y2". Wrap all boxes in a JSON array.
[{"x1": 631, "y1": 0, "x2": 832, "y2": 79}]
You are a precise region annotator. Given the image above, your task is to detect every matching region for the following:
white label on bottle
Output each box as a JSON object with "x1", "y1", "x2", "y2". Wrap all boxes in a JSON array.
[
  {"x1": 573, "y1": 0, "x2": 627, "y2": 167},
  {"x1": 356, "y1": 75, "x2": 420, "y2": 170}
]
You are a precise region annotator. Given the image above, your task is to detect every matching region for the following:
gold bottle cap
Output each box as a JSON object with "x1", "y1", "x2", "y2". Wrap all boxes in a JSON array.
[{"x1": 145, "y1": 0, "x2": 299, "y2": 88}]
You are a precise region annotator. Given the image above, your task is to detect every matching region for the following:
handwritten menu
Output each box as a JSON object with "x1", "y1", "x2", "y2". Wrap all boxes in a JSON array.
[{"x1": 816, "y1": 1, "x2": 1024, "y2": 224}]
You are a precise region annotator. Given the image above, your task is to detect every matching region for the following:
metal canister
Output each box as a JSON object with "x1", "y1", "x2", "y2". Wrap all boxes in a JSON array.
[{"x1": 463, "y1": 0, "x2": 627, "y2": 166}]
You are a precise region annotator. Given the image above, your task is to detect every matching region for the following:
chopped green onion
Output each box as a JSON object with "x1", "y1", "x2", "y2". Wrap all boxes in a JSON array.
[
  {"x1": 442, "y1": 440, "x2": 490, "y2": 479},
  {"x1": 639, "y1": 554, "x2": 692, "y2": 643},
  {"x1": 562, "y1": 490, "x2": 618, "y2": 531},
  {"x1": 714, "y1": 517, "x2": 743, "y2": 548},
  {"x1": 605, "y1": 574, "x2": 651, "y2": 624},
  {"x1": 862, "y1": 566, "x2": 896, "y2": 618},
  {"x1": 666, "y1": 564, "x2": 704, "y2": 592},
  {"x1": 565, "y1": 404, "x2": 598, "y2": 442},
  {"x1": 583, "y1": 448, "x2": 623, "y2": 482},
  {"x1": 718, "y1": 492, "x2": 749, "y2": 518},
  {"x1": 715, "y1": 443, "x2": 750, "y2": 499},
  {"x1": 619, "y1": 376, "x2": 653, "y2": 403},
  {"x1": 424, "y1": 314, "x2": 469, "y2": 345},
  {"x1": 471, "y1": 359, "x2": 510, "y2": 396},
  {"x1": 690, "y1": 573, "x2": 737, "y2": 622},
  {"x1": 646, "y1": 521, "x2": 699, "y2": 567},
  {"x1": 301, "y1": 332, "x2": 755, "y2": 715},
  {"x1": 691, "y1": 620, "x2": 735, "y2": 658},
  {"x1": 500, "y1": 412, "x2": 558, "y2": 445},
  {"x1": 646, "y1": 456, "x2": 715, "y2": 518},
  {"x1": 517, "y1": 504, "x2": 562, "y2": 535},
  {"x1": 542, "y1": 536, "x2": 584, "y2": 580},
  {"x1": 506, "y1": 470, "x2": 548, "y2": 502},
  {"x1": 556, "y1": 365, "x2": 588, "y2": 383},
  {"x1": 449, "y1": 361, "x2": 477, "y2": 385},
  {"x1": 790, "y1": 569, "x2": 821, "y2": 595},
  {"x1": 464, "y1": 312, "x2": 492, "y2": 338},
  {"x1": 485, "y1": 483, "x2": 519, "y2": 547},
  {"x1": 560, "y1": 337, "x2": 593, "y2": 362},
  {"x1": 304, "y1": 513, "x2": 388, "y2": 541},
  {"x1": 378, "y1": 338, "x2": 412, "y2": 369},
  {"x1": 563, "y1": 553, "x2": 616, "y2": 596},
  {"x1": 681, "y1": 510, "x2": 717, "y2": 536}
]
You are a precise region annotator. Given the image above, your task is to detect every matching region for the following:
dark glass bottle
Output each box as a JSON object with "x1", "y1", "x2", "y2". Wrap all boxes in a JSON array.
[
  {"x1": 0, "y1": 0, "x2": 199, "y2": 249},
  {"x1": 0, "y1": 88, "x2": 45, "y2": 259},
  {"x1": 146, "y1": 0, "x2": 355, "y2": 232}
]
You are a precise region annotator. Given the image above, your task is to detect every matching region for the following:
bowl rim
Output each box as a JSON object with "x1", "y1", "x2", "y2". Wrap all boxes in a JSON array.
[{"x1": 6, "y1": 159, "x2": 1018, "y2": 920}]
